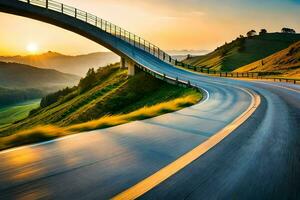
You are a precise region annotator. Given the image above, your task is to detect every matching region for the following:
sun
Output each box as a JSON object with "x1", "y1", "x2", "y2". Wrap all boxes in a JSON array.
[{"x1": 26, "y1": 43, "x2": 39, "y2": 54}]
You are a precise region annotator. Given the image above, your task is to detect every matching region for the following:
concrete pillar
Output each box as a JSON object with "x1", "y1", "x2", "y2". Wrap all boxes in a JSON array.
[
  {"x1": 120, "y1": 57, "x2": 126, "y2": 69},
  {"x1": 121, "y1": 57, "x2": 135, "y2": 76},
  {"x1": 127, "y1": 60, "x2": 135, "y2": 76}
]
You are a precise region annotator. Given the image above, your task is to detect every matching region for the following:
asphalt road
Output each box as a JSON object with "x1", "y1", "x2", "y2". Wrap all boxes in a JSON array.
[
  {"x1": 141, "y1": 80, "x2": 300, "y2": 200},
  {"x1": 1, "y1": 67, "x2": 299, "y2": 199},
  {"x1": 0, "y1": 72, "x2": 252, "y2": 199}
]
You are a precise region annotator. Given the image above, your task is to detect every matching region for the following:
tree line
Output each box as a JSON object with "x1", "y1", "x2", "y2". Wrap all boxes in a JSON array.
[
  {"x1": 0, "y1": 87, "x2": 44, "y2": 107},
  {"x1": 246, "y1": 27, "x2": 296, "y2": 37}
]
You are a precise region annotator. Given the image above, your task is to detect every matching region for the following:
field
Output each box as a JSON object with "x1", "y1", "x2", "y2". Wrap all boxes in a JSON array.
[{"x1": 0, "y1": 99, "x2": 40, "y2": 129}]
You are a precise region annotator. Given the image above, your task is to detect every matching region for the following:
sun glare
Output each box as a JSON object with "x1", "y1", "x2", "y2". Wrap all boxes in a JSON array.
[{"x1": 26, "y1": 43, "x2": 39, "y2": 54}]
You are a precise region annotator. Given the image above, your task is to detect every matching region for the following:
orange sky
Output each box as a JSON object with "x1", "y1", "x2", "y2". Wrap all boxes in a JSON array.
[{"x1": 0, "y1": 0, "x2": 299, "y2": 56}]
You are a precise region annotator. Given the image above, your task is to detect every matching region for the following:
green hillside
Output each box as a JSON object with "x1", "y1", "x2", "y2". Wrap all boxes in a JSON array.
[
  {"x1": 0, "y1": 63, "x2": 201, "y2": 137},
  {"x1": 0, "y1": 99, "x2": 40, "y2": 129},
  {"x1": 235, "y1": 41, "x2": 300, "y2": 78},
  {"x1": 184, "y1": 33, "x2": 300, "y2": 72}
]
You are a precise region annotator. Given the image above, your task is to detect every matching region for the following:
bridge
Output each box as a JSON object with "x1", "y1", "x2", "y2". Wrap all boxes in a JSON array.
[
  {"x1": 0, "y1": 0, "x2": 182, "y2": 77},
  {"x1": 0, "y1": 0, "x2": 300, "y2": 199}
]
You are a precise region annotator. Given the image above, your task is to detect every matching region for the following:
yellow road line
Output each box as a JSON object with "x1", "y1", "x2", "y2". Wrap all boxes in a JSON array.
[{"x1": 112, "y1": 88, "x2": 261, "y2": 200}]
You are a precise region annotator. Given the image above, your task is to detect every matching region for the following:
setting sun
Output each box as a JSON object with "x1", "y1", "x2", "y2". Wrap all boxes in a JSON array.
[{"x1": 26, "y1": 42, "x2": 39, "y2": 53}]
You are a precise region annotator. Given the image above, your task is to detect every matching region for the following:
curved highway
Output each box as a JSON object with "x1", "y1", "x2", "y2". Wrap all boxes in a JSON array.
[
  {"x1": 141, "y1": 80, "x2": 300, "y2": 200},
  {"x1": 0, "y1": 71, "x2": 253, "y2": 199},
  {"x1": 0, "y1": 69, "x2": 299, "y2": 199},
  {"x1": 0, "y1": 0, "x2": 299, "y2": 199}
]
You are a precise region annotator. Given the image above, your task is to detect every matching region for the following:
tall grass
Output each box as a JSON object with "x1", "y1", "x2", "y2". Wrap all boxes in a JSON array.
[
  {"x1": 0, "y1": 93, "x2": 201, "y2": 150},
  {"x1": 0, "y1": 125, "x2": 68, "y2": 150}
]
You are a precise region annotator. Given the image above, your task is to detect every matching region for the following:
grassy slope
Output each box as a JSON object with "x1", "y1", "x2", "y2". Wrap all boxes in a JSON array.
[
  {"x1": 184, "y1": 33, "x2": 300, "y2": 72},
  {"x1": 0, "y1": 94, "x2": 200, "y2": 150},
  {"x1": 235, "y1": 41, "x2": 300, "y2": 78},
  {"x1": 0, "y1": 99, "x2": 40, "y2": 129},
  {"x1": 0, "y1": 64, "x2": 201, "y2": 137}
]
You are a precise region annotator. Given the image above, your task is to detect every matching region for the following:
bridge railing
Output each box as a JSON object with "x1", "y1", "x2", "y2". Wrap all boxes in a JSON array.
[{"x1": 18, "y1": 0, "x2": 177, "y2": 66}]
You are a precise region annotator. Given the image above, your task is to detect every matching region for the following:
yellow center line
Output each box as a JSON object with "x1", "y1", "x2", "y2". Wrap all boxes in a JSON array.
[{"x1": 112, "y1": 88, "x2": 261, "y2": 200}]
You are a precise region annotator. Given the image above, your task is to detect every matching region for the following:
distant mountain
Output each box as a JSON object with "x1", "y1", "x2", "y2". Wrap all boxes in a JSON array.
[
  {"x1": 0, "y1": 61, "x2": 80, "y2": 90},
  {"x1": 168, "y1": 50, "x2": 210, "y2": 61},
  {"x1": 167, "y1": 49, "x2": 210, "y2": 56},
  {"x1": 0, "y1": 51, "x2": 120, "y2": 76},
  {"x1": 184, "y1": 33, "x2": 300, "y2": 71},
  {"x1": 235, "y1": 41, "x2": 300, "y2": 77}
]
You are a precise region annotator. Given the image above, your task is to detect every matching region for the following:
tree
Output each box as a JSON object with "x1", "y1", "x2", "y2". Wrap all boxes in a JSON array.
[
  {"x1": 40, "y1": 86, "x2": 76, "y2": 108},
  {"x1": 259, "y1": 29, "x2": 267, "y2": 35},
  {"x1": 247, "y1": 30, "x2": 256, "y2": 37},
  {"x1": 79, "y1": 68, "x2": 97, "y2": 93},
  {"x1": 281, "y1": 27, "x2": 296, "y2": 34}
]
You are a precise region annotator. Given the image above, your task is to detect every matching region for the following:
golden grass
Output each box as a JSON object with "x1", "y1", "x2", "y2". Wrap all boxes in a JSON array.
[
  {"x1": 235, "y1": 41, "x2": 300, "y2": 78},
  {"x1": 0, "y1": 125, "x2": 69, "y2": 150},
  {"x1": 67, "y1": 94, "x2": 200, "y2": 132},
  {"x1": 0, "y1": 93, "x2": 201, "y2": 150}
]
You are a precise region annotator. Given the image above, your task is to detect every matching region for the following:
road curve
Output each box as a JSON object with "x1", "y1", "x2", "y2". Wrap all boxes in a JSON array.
[
  {"x1": 141, "y1": 80, "x2": 300, "y2": 200},
  {"x1": 1, "y1": 66, "x2": 299, "y2": 199},
  {"x1": 0, "y1": 64, "x2": 257, "y2": 200}
]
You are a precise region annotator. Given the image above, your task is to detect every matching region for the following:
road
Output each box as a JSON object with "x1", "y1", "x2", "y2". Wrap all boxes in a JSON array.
[
  {"x1": 0, "y1": 72, "x2": 252, "y2": 199},
  {"x1": 141, "y1": 80, "x2": 300, "y2": 200},
  {"x1": 0, "y1": 67, "x2": 299, "y2": 199}
]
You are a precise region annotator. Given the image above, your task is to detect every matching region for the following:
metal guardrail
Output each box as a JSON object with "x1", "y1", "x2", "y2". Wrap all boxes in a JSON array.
[
  {"x1": 177, "y1": 62, "x2": 300, "y2": 84},
  {"x1": 18, "y1": 0, "x2": 177, "y2": 66}
]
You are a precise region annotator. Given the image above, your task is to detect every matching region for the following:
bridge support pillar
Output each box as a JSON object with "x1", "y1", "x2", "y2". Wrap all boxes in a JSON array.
[
  {"x1": 121, "y1": 57, "x2": 135, "y2": 76},
  {"x1": 120, "y1": 57, "x2": 126, "y2": 69}
]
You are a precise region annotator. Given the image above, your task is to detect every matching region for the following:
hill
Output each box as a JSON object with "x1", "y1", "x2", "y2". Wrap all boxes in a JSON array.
[
  {"x1": 0, "y1": 64, "x2": 201, "y2": 137},
  {"x1": 0, "y1": 51, "x2": 119, "y2": 76},
  {"x1": 0, "y1": 61, "x2": 80, "y2": 89},
  {"x1": 0, "y1": 99, "x2": 40, "y2": 129},
  {"x1": 184, "y1": 33, "x2": 300, "y2": 72},
  {"x1": 235, "y1": 41, "x2": 300, "y2": 77}
]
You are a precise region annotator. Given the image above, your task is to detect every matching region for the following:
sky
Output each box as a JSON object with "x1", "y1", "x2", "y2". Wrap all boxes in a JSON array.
[{"x1": 0, "y1": 0, "x2": 299, "y2": 56}]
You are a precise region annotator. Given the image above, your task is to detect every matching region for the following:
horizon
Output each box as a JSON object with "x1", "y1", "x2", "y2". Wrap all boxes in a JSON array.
[
  {"x1": 0, "y1": 0, "x2": 300, "y2": 56},
  {"x1": 0, "y1": 49, "x2": 211, "y2": 57}
]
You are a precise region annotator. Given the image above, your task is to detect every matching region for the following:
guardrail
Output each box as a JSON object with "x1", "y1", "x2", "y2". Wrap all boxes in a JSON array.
[
  {"x1": 18, "y1": 0, "x2": 178, "y2": 66},
  {"x1": 176, "y1": 61, "x2": 300, "y2": 84},
  {"x1": 135, "y1": 63, "x2": 199, "y2": 91}
]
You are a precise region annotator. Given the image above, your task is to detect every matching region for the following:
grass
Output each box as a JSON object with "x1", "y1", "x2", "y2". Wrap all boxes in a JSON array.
[
  {"x1": 0, "y1": 63, "x2": 202, "y2": 150},
  {"x1": 184, "y1": 33, "x2": 300, "y2": 72},
  {"x1": 0, "y1": 64, "x2": 200, "y2": 136},
  {"x1": 0, "y1": 99, "x2": 40, "y2": 129},
  {"x1": 0, "y1": 93, "x2": 201, "y2": 151},
  {"x1": 235, "y1": 41, "x2": 300, "y2": 78}
]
